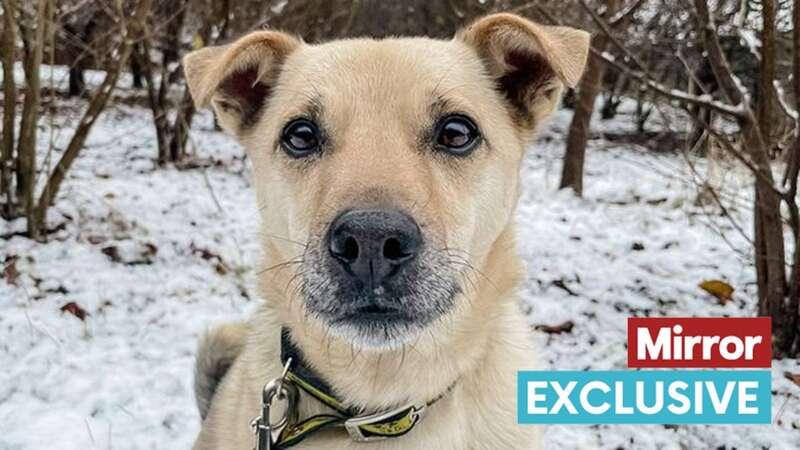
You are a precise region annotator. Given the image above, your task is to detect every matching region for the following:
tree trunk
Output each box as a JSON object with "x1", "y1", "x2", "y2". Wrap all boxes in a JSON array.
[
  {"x1": 787, "y1": 183, "x2": 800, "y2": 355},
  {"x1": 1, "y1": 0, "x2": 18, "y2": 219},
  {"x1": 600, "y1": 72, "x2": 626, "y2": 120},
  {"x1": 758, "y1": 0, "x2": 775, "y2": 152},
  {"x1": 162, "y1": 2, "x2": 185, "y2": 69},
  {"x1": 64, "y1": 20, "x2": 88, "y2": 97},
  {"x1": 753, "y1": 173, "x2": 789, "y2": 350},
  {"x1": 780, "y1": 0, "x2": 800, "y2": 356},
  {"x1": 689, "y1": 0, "x2": 789, "y2": 354},
  {"x1": 31, "y1": 50, "x2": 131, "y2": 236},
  {"x1": 686, "y1": 61, "x2": 715, "y2": 156},
  {"x1": 559, "y1": 1, "x2": 616, "y2": 196},
  {"x1": 29, "y1": 0, "x2": 151, "y2": 239},
  {"x1": 166, "y1": 7, "x2": 223, "y2": 163},
  {"x1": 16, "y1": 0, "x2": 49, "y2": 239},
  {"x1": 138, "y1": 38, "x2": 172, "y2": 164},
  {"x1": 68, "y1": 66, "x2": 85, "y2": 97},
  {"x1": 753, "y1": 0, "x2": 790, "y2": 355},
  {"x1": 754, "y1": 0, "x2": 790, "y2": 353},
  {"x1": 168, "y1": 89, "x2": 195, "y2": 161},
  {"x1": 130, "y1": 50, "x2": 143, "y2": 89}
]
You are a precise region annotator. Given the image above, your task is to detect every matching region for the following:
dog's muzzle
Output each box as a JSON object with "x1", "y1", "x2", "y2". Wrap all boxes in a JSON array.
[{"x1": 302, "y1": 207, "x2": 459, "y2": 347}]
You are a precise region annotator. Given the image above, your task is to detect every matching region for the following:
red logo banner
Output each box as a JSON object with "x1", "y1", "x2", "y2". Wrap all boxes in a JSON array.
[{"x1": 627, "y1": 317, "x2": 771, "y2": 368}]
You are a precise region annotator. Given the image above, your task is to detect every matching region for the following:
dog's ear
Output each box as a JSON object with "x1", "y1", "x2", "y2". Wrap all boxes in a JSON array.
[
  {"x1": 183, "y1": 31, "x2": 302, "y2": 134},
  {"x1": 457, "y1": 14, "x2": 590, "y2": 127}
]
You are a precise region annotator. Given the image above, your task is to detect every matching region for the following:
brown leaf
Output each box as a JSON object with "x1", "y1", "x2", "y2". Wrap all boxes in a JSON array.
[
  {"x1": 3, "y1": 255, "x2": 20, "y2": 287},
  {"x1": 214, "y1": 263, "x2": 228, "y2": 275},
  {"x1": 698, "y1": 280, "x2": 735, "y2": 305},
  {"x1": 535, "y1": 320, "x2": 575, "y2": 334},
  {"x1": 193, "y1": 246, "x2": 218, "y2": 261},
  {"x1": 142, "y1": 243, "x2": 158, "y2": 258},
  {"x1": 785, "y1": 372, "x2": 800, "y2": 388},
  {"x1": 101, "y1": 245, "x2": 122, "y2": 263},
  {"x1": 86, "y1": 235, "x2": 107, "y2": 245},
  {"x1": 60, "y1": 302, "x2": 89, "y2": 321}
]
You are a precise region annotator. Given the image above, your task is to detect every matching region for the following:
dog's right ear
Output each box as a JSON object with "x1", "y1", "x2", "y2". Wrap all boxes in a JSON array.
[
  {"x1": 457, "y1": 14, "x2": 589, "y2": 128},
  {"x1": 183, "y1": 31, "x2": 301, "y2": 134}
]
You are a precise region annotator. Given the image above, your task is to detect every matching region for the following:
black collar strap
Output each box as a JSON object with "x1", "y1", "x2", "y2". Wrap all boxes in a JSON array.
[{"x1": 275, "y1": 328, "x2": 454, "y2": 448}]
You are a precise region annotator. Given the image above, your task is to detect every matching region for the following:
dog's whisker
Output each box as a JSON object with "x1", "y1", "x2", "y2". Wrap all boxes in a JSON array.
[
  {"x1": 259, "y1": 232, "x2": 309, "y2": 248},
  {"x1": 439, "y1": 248, "x2": 499, "y2": 292},
  {"x1": 255, "y1": 257, "x2": 304, "y2": 276},
  {"x1": 372, "y1": 354, "x2": 384, "y2": 393},
  {"x1": 397, "y1": 343, "x2": 408, "y2": 372}
]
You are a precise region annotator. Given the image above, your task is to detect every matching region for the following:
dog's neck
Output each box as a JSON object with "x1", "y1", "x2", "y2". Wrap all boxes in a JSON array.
[{"x1": 261, "y1": 225, "x2": 524, "y2": 411}]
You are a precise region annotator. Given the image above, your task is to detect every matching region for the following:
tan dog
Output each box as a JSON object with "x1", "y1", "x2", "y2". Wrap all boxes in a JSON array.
[{"x1": 183, "y1": 13, "x2": 588, "y2": 450}]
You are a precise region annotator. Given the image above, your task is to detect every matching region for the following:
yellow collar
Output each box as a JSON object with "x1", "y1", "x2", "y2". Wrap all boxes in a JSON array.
[{"x1": 267, "y1": 327, "x2": 454, "y2": 448}]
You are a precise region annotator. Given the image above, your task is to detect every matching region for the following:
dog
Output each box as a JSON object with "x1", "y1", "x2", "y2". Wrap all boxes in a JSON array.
[{"x1": 183, "y1": 13, "x2": 589, "y2": 450}]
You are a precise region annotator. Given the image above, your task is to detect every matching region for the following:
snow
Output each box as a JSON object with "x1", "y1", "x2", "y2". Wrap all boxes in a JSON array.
[
  {"x1": 1, "y1": 79, "x2": 799, "y2": 449},
  {"x1": 738, "y1": 29, "x2": 762, "y2": 56},
  {"x1": 271, "y1": 0, "x2": 288, "y2": 15}
]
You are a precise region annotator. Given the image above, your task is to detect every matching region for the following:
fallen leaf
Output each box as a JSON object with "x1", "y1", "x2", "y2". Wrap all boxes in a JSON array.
[
  {"x1": 192, "y1": 32, "x2": 204, "y2": 49},
  {"x1": 214, "y1": 263, "x2": 228, "y2": 275},
  {"x1": 3, "y1": 255, "x2": 20, "y2": 287},
  {"x1": 86, "y1": 235, "x2": 107, "y2": 245},
  {"x1": 698, "y1": 280, "x2": 735, "y2": 305},
  {"x1": 785, "y1": 372, "x2": 800, "y2": 388},
  {"x1": 101, "y1": 245, "x2": 122, "y2": 263},
  {"x1": 60, "y1": 302, "x2": 89, "y2": 321},
  {"x1": 192, "y1": 245, "x2": 229, "y2": 275},
  {"x1": 192, "y1": 245, "x2": 218, "y2": 261},
  {"x1": 535, "y1": 320, "x2": 575, "y2": 334},
  {"x1": 142, "y1": 242, "x2": 158, "y2": 258}
]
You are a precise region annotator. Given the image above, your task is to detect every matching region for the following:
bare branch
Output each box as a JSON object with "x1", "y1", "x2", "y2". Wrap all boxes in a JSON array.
[
  {"x1": 609, "y1": 0, "x2": 647, "y2": 26},
  {"x1": 691, "y1": 0, "x2": 747, "y2": 106}
]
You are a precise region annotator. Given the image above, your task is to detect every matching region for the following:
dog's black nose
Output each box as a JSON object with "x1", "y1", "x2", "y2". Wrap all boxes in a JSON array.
[{"x1": 328, "y1": 209, "x2": 421, "y2": 287}]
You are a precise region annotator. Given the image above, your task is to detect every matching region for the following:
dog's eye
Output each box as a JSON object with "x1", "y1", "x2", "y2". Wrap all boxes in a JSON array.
[
  {"x1": 434, "y1": 115, "x2": 480, "y2": 156},
  {"x1": 281, "y1": 119, "x2": 321, "y2": 158}
]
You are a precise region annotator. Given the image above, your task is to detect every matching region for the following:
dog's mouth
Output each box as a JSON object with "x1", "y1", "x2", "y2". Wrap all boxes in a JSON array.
[
  {"x1": 323, "y1": 293, "x2": 428, "y2": 342},
  {"x1": 322, "y1": 305, "x2": 427, "y2": 349},
  {"x1": 301, "y1": 253, "x2": 462, "y2": 349},
  {"x1": 332, "y1": 303, "x2": 414, "y2": 325},
  {"x1": 355, "y1": 303, "x2": 402, "y2": 315}
]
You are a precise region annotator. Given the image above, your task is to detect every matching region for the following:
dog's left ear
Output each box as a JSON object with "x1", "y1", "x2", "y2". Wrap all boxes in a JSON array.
[
  {"x1": 183, "y1": 31, "x2": 302, "y2": 134},
  {"x1": 457, "y1": 13, "x2": 590, "y2": 127}
]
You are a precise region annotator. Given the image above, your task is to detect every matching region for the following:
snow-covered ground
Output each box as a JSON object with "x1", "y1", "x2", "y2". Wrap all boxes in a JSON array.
[{"x1": 1, "y1": 78, "x2": 798, "y2": 449}]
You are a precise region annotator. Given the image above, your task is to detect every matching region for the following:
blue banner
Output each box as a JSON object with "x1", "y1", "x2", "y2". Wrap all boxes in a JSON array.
[{"x1": 517, "y1": 370, "x2": 771, "y2": 424}]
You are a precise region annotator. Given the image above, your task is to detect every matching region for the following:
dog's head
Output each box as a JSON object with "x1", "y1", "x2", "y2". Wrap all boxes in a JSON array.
[{"x1": 184, "y1": 14, "x2": 589, "y2": 350}]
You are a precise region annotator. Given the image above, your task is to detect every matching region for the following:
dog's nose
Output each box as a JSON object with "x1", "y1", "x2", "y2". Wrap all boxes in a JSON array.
[{"x1": 328, "y1": 209, "x2": 421, "y2": 287}]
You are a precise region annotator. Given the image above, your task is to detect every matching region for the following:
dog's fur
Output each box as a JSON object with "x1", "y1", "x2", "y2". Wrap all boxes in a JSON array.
[{"x1": 184, "y1": 13, "x2": 589, "y2": 450}]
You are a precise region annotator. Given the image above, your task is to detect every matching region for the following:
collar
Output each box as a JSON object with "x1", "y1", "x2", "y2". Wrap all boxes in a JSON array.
[{"x1": 272, "y1": 327, "x2": 454, "y2": 448}]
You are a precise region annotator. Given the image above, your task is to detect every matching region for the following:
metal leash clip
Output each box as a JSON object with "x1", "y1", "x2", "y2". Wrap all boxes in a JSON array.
[{"x1": 251, "y1": 358, "x2": 298, "y2": 450}]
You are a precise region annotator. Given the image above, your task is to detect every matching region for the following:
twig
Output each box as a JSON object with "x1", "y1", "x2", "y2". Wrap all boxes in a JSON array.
[
  {"x1": 609, "y1": 0, "x2": 647, "y2": 26},
  {"x1": 543, "y1": 1, "x2": 747, "y2": 118}
]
